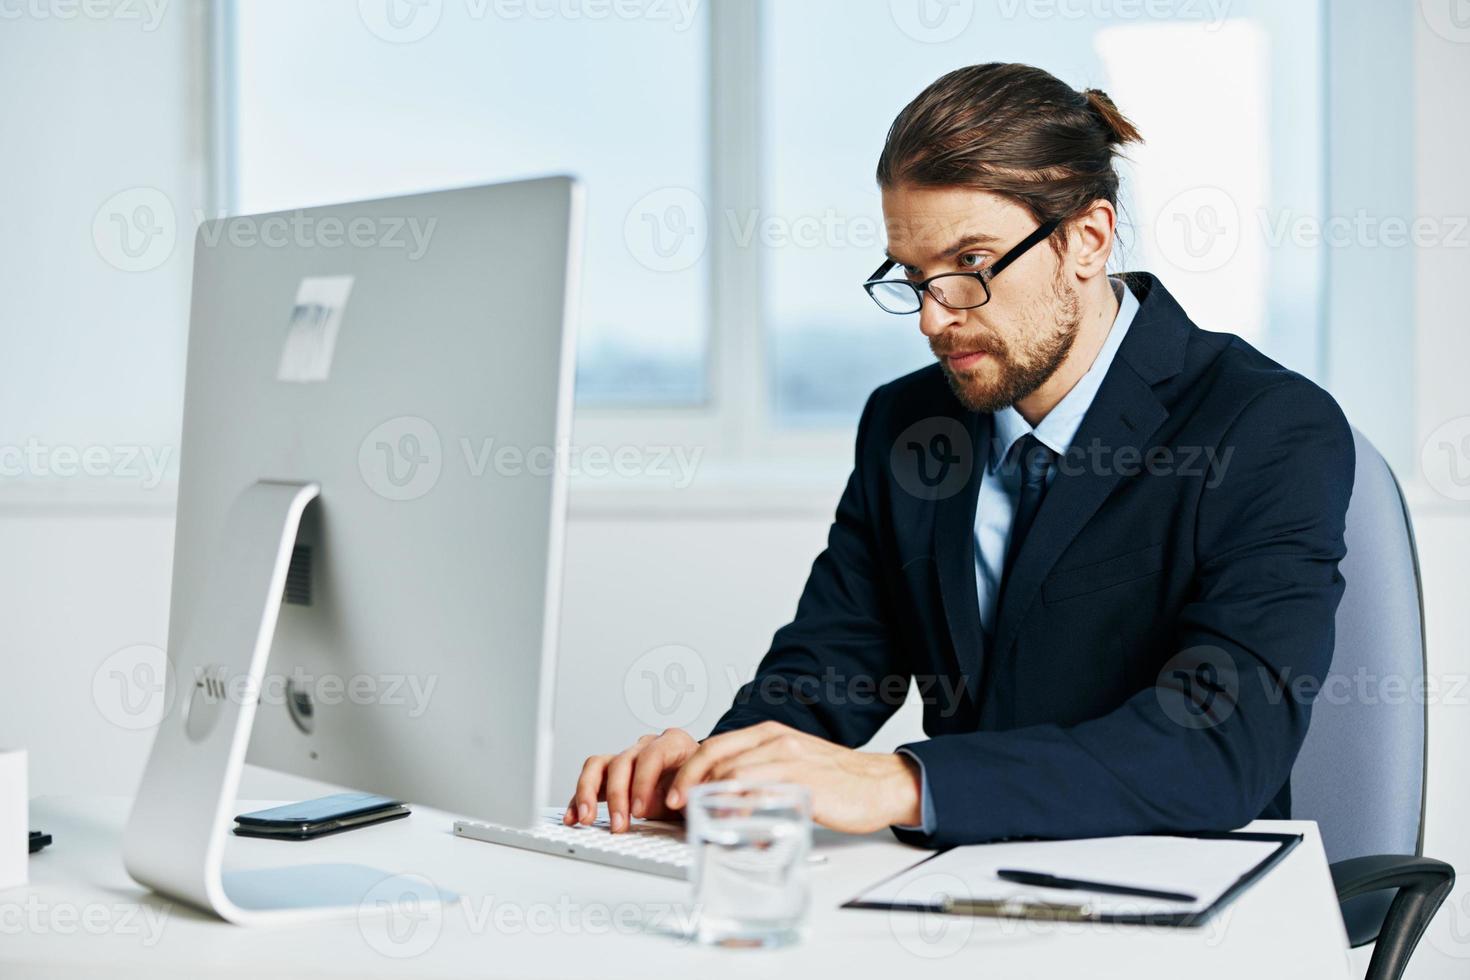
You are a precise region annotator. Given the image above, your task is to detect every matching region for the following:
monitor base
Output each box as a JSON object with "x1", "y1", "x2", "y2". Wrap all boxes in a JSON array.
[
  {"x1": 223, "y1": 863, "x2": 451, "y2": 924},
  {"x1": 121, "y1": 480, "x2": 365, "y2": 926}
]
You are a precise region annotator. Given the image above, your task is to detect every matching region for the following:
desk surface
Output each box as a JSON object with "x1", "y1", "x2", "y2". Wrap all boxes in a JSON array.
[{"x1": 7, "y1": 793, "x2": 1352, "y2": 979}]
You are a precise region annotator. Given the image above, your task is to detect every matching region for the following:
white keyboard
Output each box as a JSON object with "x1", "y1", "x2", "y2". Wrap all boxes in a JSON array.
[{"x1": 454, "y1": 806, "x2": 692, "y2": 879}]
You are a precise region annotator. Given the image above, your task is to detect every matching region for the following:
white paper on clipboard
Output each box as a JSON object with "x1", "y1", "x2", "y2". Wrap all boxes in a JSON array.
[{"x1": 854, "y1": 834, "x2": 1285, "y2": 918}]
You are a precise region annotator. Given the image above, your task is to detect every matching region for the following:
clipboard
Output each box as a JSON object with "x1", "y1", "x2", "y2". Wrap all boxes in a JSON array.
[{"x1": 842, "y1": 830, "x2": 1302, "y2": 928}]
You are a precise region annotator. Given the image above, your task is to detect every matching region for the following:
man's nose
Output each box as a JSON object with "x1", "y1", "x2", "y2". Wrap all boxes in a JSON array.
[{"x1": 917, "y1": 292, "x2": 964, "y2": 339}]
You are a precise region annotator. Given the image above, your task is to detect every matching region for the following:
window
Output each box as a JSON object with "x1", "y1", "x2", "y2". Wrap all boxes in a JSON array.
[
  {"x1": 761, "y1": 0, "x2": 1325, "y2": 430},
  {"x1": 220, "y1": 0, "x2": 1324, "y2": 465},
  {"x1": 228, "y1": 0, "x2": 710, "y2": 407}
]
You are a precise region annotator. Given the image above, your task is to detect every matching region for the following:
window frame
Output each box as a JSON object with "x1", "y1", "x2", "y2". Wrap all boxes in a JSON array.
[
  {"x1": 207, "y1": 1, "x2": 1351, "y2": 497},
  {"x1": 207, "y1": 0, "x2": 857, "y2": 493}
]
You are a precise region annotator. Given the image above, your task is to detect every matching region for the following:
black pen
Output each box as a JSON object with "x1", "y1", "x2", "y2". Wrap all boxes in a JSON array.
[{"x1": 996, "y1": 868, "x2": 1197, "y2": 903}]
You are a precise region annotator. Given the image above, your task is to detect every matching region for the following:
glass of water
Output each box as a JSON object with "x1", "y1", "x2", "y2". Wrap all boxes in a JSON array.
[{"x1": 686, "y1": 781, "x2": 812, "y2": 948}]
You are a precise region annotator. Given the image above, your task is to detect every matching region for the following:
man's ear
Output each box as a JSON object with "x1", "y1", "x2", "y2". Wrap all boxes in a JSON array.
[{"x1": 1063, "y1": 199, "x2": 1116, "y2": 281}]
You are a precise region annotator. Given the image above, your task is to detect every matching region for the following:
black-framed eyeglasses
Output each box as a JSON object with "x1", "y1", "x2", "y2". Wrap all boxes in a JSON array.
[{"x1": 862, "y1": 217, "x2": 1062, "y2": 315}]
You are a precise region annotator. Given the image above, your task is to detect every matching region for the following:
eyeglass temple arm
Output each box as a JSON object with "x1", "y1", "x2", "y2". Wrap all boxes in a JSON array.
[
  {"x1": 865, "y1": 258, "x2": 897, "y2": 283},
  {"x1": 865, "y1": 217, "x2": 1060, "y2": 285},
  {"x1": 984, "y1": 217, "x2": 1062, "y2": 279}
]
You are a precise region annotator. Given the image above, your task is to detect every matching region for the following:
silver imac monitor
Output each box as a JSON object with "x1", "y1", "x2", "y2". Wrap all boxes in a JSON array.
[{"x1": 123, "y1": 176, "x2": 583, "y2": 924}]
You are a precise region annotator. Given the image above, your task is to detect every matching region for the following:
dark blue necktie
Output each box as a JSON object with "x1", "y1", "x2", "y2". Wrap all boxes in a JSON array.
[{"x1": 1003, "y1": 433, "x2": 1059, "y2": 578}]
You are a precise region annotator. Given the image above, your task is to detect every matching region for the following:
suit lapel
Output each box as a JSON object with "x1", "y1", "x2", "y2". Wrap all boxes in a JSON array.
[
  {"x1": 988, "y1": 369, "x2": 1168, "y2": 663},
  {"x1": 934, "y1": 410, "x2": 990, "y2": 703},
  {"x1": 987, "y1": 272, "x2": 1186, "y2": 665}
]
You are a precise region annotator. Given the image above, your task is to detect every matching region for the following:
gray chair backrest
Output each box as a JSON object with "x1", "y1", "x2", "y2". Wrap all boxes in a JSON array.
[{"x1": 1292, "y1": 427, "x2": 1425, "y2": 865}]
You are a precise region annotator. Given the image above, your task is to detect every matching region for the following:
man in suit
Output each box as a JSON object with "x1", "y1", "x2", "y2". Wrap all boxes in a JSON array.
[{"x1": 566, "y1": 63, "x2": 1353, "y2": 846}]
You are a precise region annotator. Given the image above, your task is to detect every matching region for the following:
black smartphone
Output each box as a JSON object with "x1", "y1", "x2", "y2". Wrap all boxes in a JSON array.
[{"x1": 233, "y1": 792, "x2": 409, "y2": 841}]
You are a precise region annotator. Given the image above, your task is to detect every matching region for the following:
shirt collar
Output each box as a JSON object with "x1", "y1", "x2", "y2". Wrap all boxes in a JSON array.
[{"x1": 988, "y1": 275, "x2": 1140, "y2": 472}]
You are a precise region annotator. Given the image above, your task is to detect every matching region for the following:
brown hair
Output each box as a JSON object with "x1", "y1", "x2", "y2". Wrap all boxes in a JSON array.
[{"x1": 876, "y1": 63, "x2": 1142, "y2": 253}]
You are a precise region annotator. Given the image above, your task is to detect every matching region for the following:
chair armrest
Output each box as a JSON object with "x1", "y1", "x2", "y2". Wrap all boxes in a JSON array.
[{"x1": 1330, "y1": 854, "x2": 1456, "y2": 980}]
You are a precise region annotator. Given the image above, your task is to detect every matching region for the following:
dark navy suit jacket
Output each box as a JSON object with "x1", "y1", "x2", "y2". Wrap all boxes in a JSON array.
[{"x1": 709, "y1": 272, "x2": 1354, "y2": 847}]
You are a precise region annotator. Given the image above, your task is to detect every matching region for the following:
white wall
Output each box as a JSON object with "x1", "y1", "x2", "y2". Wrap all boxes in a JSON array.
[
  {"x1": 0, "y1": 2, "x2": 202, "y2": 481},
  {"x1": 1409, "y1": 507, "x2": 1470, "y2": 974},
  {"x1": 0, "y1": 507, "x2": 174, "y2": 795},
  {"x1": 0, "y1": 505, "x2": 873, "y2": 801},
  {"x1": 1398, "y1": 6, "x2": 1470, "y2": 974}
]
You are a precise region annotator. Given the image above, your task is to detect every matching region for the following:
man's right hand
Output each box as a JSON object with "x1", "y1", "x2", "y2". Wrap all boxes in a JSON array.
[{"x1": 564, "y1": 728, "x2": 699, "y2": 832}]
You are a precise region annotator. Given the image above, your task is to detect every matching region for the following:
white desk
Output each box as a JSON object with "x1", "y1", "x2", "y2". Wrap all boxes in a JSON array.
[{"x1": 7, "y1": 793, "x2": 1353, "y2": 979}]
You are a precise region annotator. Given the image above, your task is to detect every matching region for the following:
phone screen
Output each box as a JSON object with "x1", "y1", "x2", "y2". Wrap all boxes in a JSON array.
[{"x1": 236, "y1": 792, "x2": 403, "y2": 827}]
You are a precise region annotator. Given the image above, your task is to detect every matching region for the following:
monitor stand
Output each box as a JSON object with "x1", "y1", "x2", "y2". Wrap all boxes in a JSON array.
[{"x1": 121, "y1": 481, "x2": 446, "y2": 925}]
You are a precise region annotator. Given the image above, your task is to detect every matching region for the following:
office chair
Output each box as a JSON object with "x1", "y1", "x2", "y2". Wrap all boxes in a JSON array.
[{"x1": 1291, "y1": 428, "x2": 1456, "y2": 980}]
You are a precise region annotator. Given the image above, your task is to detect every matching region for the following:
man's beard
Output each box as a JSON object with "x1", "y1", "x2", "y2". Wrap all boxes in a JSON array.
[{"x1": 933, "y1": 274, "x2": 1081, "y2": 414}]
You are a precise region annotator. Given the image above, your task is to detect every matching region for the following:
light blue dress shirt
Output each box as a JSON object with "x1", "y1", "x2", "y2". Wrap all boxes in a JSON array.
[{"x1": 897, "y1": 275, "x2": 1139, "y2": 834}]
